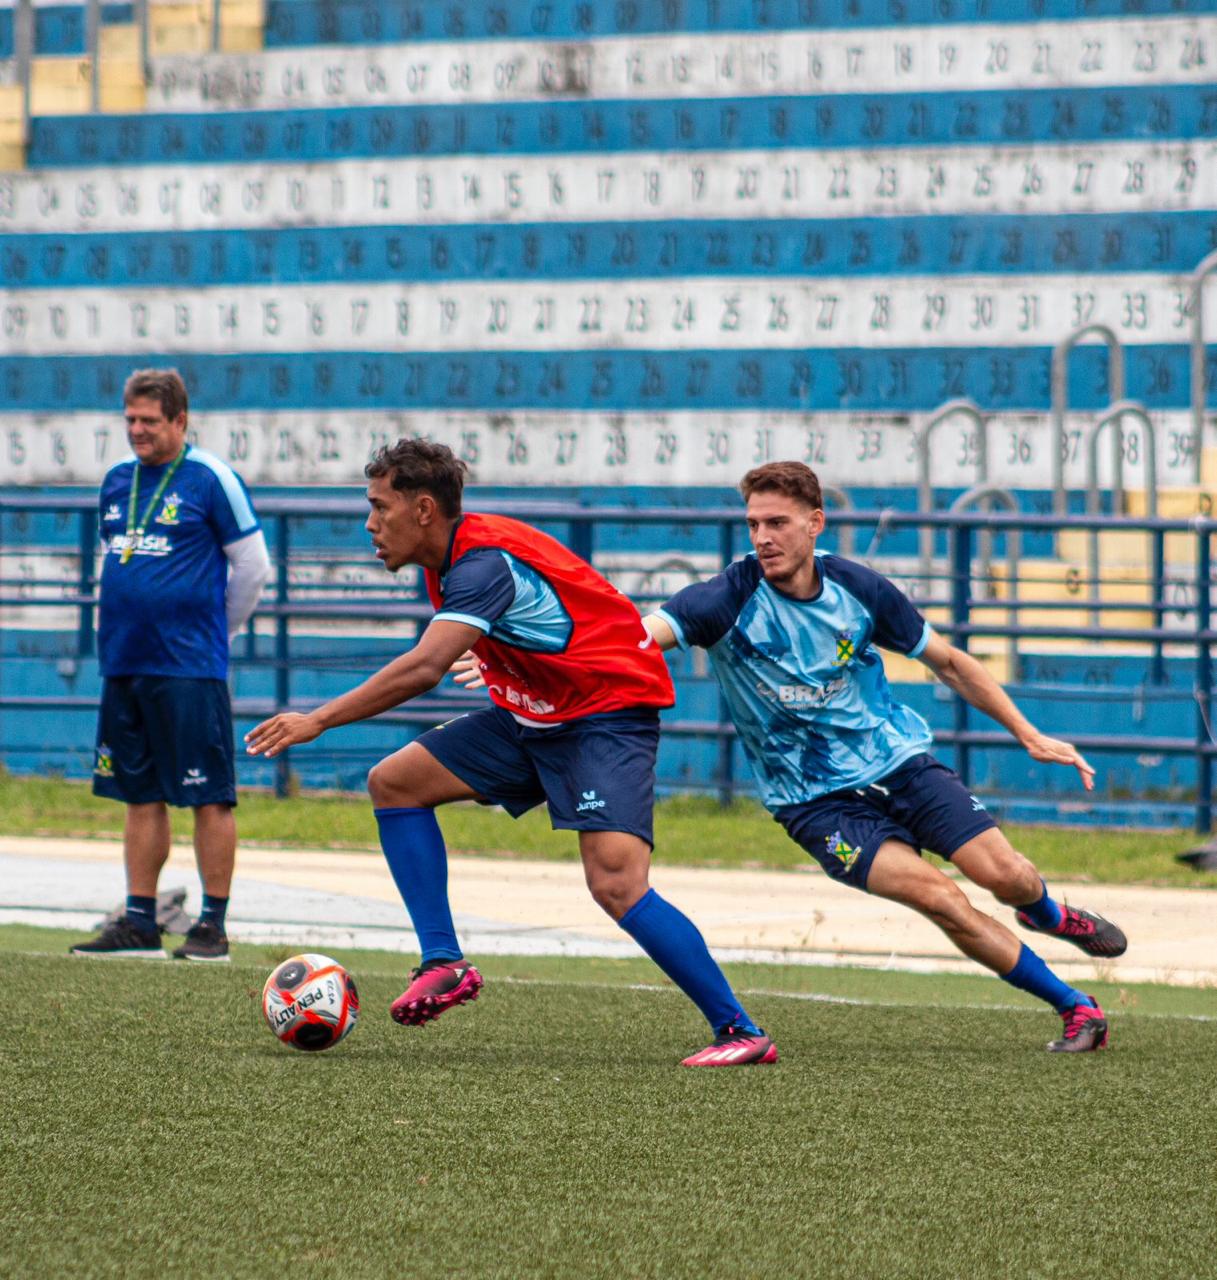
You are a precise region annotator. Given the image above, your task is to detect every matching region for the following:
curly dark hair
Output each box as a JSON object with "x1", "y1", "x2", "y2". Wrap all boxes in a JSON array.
[{"x1": 365, "y1": 438, "x2": 467, "y2": 517}]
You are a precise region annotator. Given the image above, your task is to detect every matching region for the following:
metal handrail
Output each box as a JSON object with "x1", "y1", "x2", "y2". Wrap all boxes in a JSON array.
[
  {"x1": 1189, "y1": 248, "x2": 1217, "y2": 484},
  {"x1": 949, "y1": 484, "x2": 1021, "y2": 679},
  {"x1": 1084, "y1": 401, "x2": 1159, "y2": 627},
  {"x1": 1052, "y1": 324, "x2": 1126, "y2": 516},
  {"x1": 14, "y1": 0, "x2": 33, "y2": 147},
  {"x1": 86, "y1": 0, "x2": 100, "y2": 112},
  {"x1": 916, "y1": 398, "x2": 990, "y2": 580},
  {"x1": 821, "y1": 483, "x2": 855, "y2": 559}
]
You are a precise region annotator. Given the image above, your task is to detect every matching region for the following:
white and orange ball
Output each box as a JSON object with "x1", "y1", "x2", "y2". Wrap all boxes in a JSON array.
[{"x1": 262, "y1": 953, "x2": 359, "y2": 1051}]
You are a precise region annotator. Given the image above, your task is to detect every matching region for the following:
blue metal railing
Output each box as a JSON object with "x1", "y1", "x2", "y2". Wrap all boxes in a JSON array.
[{"x1": 2, "y1": 493, "x2": 1215, "y2": 828}]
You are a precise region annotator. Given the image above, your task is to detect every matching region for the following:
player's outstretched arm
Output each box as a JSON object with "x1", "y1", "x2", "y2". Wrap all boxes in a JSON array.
[
  {"x1": 917, "y1": 631, "x2": 1095, "y2": 791},
  {"x1": 641, "y1": 613, "x2": 680, "y2": 651},
  {"x1": 245, "y1": 619, "x2": 483, "y2": 758}
]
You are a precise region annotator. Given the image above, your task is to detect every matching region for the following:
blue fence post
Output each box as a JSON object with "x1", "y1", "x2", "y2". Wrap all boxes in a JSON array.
[
  {"x1": 1150, "y1": 527, "x2": 1166, "y2": 686},
  {"x1": 715, "y1": 517, "x2": 735, "y2": 807},
  {"x1": 76, "y1": 508, "x2": 98, "y2": 658},
  {"x1": 274, "y1": 514, "x2": 291, "y2": 799},
  {"x1": 1196, "y1": 524, "x2": 1212, "y2": 833},
  {"x1": 950, "y1": 518, "x2": 972, "y2": 787},
  {"x1": 569, "y1": 511, "x2": 593, "y2": 565}
]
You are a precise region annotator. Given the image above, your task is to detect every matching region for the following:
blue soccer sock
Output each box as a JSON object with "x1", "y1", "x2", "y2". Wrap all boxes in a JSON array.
[
  {"x1": 199, "y1": 894, "x2": 228, "y2": 930},
  {"x1": 619, "y1": 888, "x2": 758, "y2": 1034},
  {"x1": 1017, "y1": 879, "x2": 1063, "y2": 931},
  {"x1": 375, "y1": 807, "x2": 462, "y2": 964},
  {"x1": 125, "y1": 894, "x2": 158, "y2": 936},
  {"x1": 1002, "y1": 944, "x2": 1093, "y2": 1013}
]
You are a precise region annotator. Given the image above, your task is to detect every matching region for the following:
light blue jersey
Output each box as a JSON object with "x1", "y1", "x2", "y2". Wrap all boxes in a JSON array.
[{"x1": 656, "y1": 552, "x2": 933, "y2": 809}]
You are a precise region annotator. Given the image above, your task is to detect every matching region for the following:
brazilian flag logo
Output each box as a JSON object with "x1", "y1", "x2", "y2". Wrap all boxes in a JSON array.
[
  {"x1": 94, "y1": 744, "x2": 113, "y2": 778},
  {"x1": 825, "y1": 831, "x2": 861, "y2": 871}
]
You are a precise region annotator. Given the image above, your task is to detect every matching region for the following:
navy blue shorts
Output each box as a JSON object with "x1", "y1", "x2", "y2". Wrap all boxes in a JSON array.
[
  {"x1": 774, "y1": 753, "x2": 997, "y2": 892},
  {"x1": 416, "y1": 706, "x2": 660, "y2": 846},
  {"x1": 92, "y1": 675, "x2": 237, "y2": 808}
]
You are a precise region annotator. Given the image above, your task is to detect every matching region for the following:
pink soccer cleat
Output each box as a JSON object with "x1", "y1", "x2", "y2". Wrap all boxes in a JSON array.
[
  {"x1": 1047, "y1": 1000, "x2": 1110, "y2": 1053},
  {"x1": 390, "y1": 958, "x2": 483, "y2": 1027},
  {"x1": 1015, "y1": 904, "x2": 1127, "y2": 958},
  {"x1": 681, "y1": 1025, "x2": 779, "y2": 1067}
]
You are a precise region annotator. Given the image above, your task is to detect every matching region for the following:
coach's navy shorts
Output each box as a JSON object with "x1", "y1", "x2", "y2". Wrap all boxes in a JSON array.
[
  {"x1": 92, "y1": 675, "x2": 237, "y2": 808},
  {"x1": 774, "y1": 752, "x2": 997, "y2": 892},
  {"x1": 416, "y1": 705, "x2": 660, "y2": 846}
]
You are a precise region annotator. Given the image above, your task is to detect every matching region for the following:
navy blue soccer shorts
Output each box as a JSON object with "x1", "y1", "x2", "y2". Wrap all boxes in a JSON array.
[
  {"x1": 92, "y1": 675, "x2": 237, "y2": 808},
  {"x1": 415, "y1": 705, "x2": 660, "y2": 847},
  {"x1": 774, "y1": 752, "x2": 998, "y2": 892}
]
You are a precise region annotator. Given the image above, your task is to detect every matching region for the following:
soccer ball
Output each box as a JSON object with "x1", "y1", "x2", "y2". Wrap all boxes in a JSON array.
[{"x1": 262, "y1": 953, "x2": 359, "y2": 1051}]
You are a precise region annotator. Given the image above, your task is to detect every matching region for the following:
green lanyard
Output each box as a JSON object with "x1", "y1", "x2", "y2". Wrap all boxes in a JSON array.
[{"x1": 120, "y1": 446, "x2": 187, "y2": 565}]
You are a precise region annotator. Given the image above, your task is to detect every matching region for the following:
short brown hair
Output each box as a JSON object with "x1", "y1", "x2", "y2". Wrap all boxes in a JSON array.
[
  {"x1": 740, "y1": 461, "x2": 823, "y2": 510},
  {"x1": 123, "y1": 368, "x2": 188, "y2": 421},
  {"x1": 365, "y1": 438, "x2": 467, "y2": 517}
]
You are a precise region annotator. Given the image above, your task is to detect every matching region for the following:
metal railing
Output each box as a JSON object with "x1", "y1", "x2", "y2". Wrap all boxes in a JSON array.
[
  {"x1": 915, "y1": 399, "x2": 990, "y2": 583},
  {"x1": 2, "y1": 494, "x2": 1216, "y2": 828},
  {"x1": 1190, "y1": 248, "x2": 1217, "y2": 484},
  {"x1": 1051, "y1": 324, "x2": 1126, "y2": 517}
]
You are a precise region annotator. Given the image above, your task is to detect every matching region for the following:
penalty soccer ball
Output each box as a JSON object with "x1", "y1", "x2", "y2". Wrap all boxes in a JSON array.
[{"x1": 262, "y1": 953, "x2": 360, "y2": 1051}]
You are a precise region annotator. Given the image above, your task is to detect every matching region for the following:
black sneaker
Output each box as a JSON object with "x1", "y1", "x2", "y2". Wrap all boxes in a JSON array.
[
  {"x1": 70, "y1": 917, "x2": 167, "y2": 959},
  {"x1": 172, "y1": 920, "x2": 231, "y2": 963},
  {"x1": 1015, "y1": 904, "x2": 1128, "y2": 958}
]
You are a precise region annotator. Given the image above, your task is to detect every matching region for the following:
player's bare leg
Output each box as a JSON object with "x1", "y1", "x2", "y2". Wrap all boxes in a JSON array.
[
  {"x1": 193, "y1": 802, "x2": 236, "y2": 897},
  {"x1": 124, "y1": 801, "x2": 172, "y2": 896},
  {"x1": 951, "y1": 828, "x2": 1127, "y2": 959},
  {"x1": 866, "y1": 840, "x2": 1108, "y2": 1051},
  {"x1": 369, "y1": 743, "x2": 486, "y2": 1026},
  {"x1": 865, "y1": 840, "x2": 1020, "y2": 974},
  {"x1": 367, "y1": 741, "x2": 481, "y2": 810},
  {"x1": 579, "y1": 830, "x2": 776, "y2": 1066},
  {"x1": 577, "y1": 829, "x2": 652, "y2": 920}
]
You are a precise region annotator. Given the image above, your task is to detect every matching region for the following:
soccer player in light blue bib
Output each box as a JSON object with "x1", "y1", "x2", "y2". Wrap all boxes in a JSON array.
[{"x1": 647, "y1": 461, "x2": 1127, "y2": 1054}]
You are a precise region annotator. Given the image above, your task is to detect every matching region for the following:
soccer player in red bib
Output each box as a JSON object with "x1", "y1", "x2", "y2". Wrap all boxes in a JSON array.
[{"x1": 246, "y1": 439, "x2": 775, "y2": 1067}]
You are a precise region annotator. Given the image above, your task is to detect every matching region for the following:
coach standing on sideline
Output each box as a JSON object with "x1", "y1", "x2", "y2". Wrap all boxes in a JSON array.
[{"x1": 71, "y1": 369, "x2": 270, "y2": 963}]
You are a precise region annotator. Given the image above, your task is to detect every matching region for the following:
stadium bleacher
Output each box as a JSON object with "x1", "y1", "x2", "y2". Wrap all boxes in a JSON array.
[{"x1": 1, "y1": 0, "x2": 1216, "y2": 819}]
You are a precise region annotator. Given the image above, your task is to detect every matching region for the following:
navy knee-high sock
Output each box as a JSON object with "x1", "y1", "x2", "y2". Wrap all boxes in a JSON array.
[
  {"x1": 374, "y1": 807, "x2": 461, "y2": 964},
  {"x1": 619, "y1": 888, "x2": 759, "y2": 1034}
]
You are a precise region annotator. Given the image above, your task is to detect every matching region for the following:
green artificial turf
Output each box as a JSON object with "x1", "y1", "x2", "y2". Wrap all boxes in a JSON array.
[
  {"x1": 2, "y1": 927, "x2": 1215, "y2": 1280},
  {"x1": 0, "y1": 772, "x2": 1213, "y2": 886}
]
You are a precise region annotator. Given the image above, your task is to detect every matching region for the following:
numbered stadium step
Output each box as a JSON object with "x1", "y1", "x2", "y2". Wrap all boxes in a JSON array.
[
  {"x1": 29, "y1": 54, "x2": 146, "y2": 116},
  {"x1": 1122, "y1": 487, "x2": 1217, "y2": 519},
  {"x1": 150, "y1": 0, "x2": 265, "y2": 56},
  {"x1": 883, "y1": 648, "x2": 1013, "y2": 688},
  {"x1": 0, "y1": 84, "x2": 23, "y2": 168},
  {"x1": 986, "y1": 560, "x2": 1165, "y2": 602},
  {"x1": 1055, "y1": 529, "x2": 1165, "y2": 571}
]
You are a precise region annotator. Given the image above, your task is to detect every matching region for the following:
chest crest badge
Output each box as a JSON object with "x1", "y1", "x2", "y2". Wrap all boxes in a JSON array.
[
  {"x1": 832, "y1": 629, "x2": 857, "y2": 667},
  {"x1": 155, "y1": 493, "x2": 182, "y2": 525}
]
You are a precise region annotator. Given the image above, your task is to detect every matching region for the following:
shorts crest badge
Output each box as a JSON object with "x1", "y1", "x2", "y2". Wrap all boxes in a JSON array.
[{"x1": 825, "y1": 830, "x2": 861, "y2": 871}]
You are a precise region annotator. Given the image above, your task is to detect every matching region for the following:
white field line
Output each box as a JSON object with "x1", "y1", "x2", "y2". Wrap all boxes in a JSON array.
[{"x1": 10, "y1": 929, "x2": 1216, "y2": 1023}]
